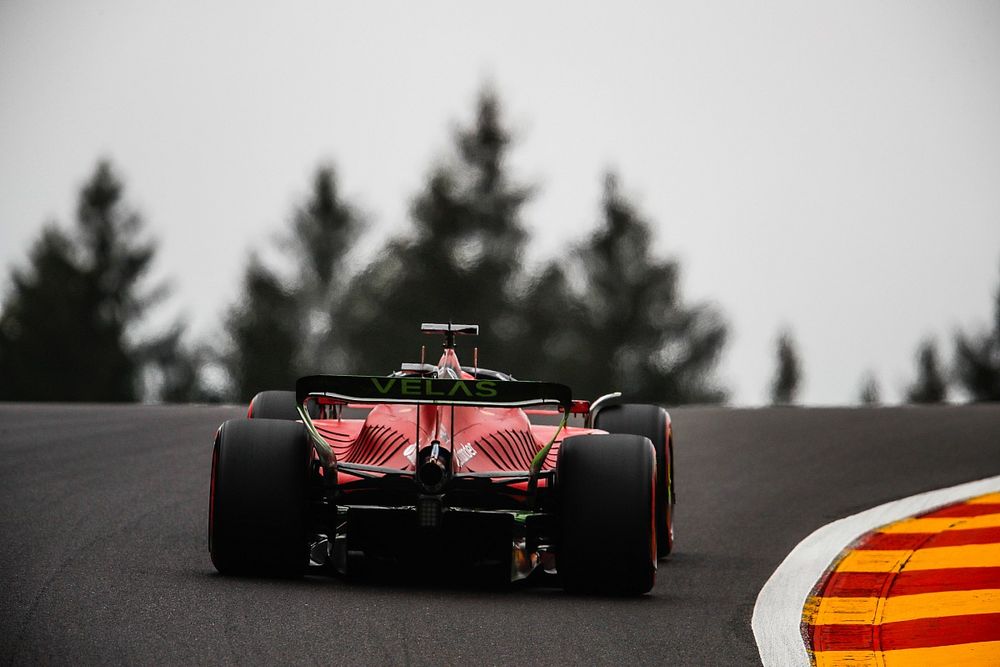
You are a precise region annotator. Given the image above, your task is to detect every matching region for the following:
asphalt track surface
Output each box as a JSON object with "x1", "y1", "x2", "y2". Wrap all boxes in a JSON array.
[{"x1": 2, "y1": 403, "x2": 999, "y2": 666}]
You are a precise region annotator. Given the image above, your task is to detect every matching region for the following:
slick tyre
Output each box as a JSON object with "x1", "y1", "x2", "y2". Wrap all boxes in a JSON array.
[
  {"x1": 594, "y1": 403, "x2": 674, "y2": 556},
  {"x1": 247, "y1": 390, "x2": 302, "y2": 420},
  {"x1": 209, "y1": 418, "x2": 311, "y2": 576},
  {"x1": 557, "y1": 434, "x2": 656, "y2": 595}
]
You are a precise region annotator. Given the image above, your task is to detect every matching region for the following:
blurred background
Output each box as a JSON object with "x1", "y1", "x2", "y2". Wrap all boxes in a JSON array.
[{"x1": 1, "y1": 1, "x2": 998, "y2": 406}]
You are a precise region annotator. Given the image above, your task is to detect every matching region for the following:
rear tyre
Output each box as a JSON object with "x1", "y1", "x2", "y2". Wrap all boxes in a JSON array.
[
  {"x1": 557, "y1": 434, "x2": 656, "y2": 595},
  {"x1": 594, "y1": 404, "x2": 674, "y2": 556},
  {"x1": 209, "y1": 418, "x2": 311, "y2": 576},
  {"x1": 247, "y1": 390, "x2": 302, "y2": 420}
]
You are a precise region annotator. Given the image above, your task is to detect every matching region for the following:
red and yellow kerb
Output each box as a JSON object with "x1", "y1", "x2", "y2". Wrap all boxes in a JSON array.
[{"x1": 803, "y1": 492, "x2": 1000, "y2": 666}]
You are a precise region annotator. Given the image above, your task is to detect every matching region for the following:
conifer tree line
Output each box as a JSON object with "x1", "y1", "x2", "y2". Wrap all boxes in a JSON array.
[
  {"x1": 218, "y1": 90, "x2": 728, "y2": 405},
  {"x1": 0, "y1": 163, "x2": 203, "y2": 402},
  {"x1": 2, "y1": 89, "x2": 999, "y2": 405}
]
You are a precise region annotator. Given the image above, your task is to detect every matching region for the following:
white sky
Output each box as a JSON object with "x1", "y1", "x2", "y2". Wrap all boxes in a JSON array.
[{"x1": 2, "y1": 1, "x2": 998, "y2": 405}]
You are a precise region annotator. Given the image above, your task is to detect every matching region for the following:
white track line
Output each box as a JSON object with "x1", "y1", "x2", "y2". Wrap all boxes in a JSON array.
[{"x1": 751, "y1": 474, "x2": 1000, "y2": 666}]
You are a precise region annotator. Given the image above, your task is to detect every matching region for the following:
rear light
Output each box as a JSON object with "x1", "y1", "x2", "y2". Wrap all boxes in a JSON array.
[{"x1": 416, "y1": 495, "x2": 442, "y2": 528}]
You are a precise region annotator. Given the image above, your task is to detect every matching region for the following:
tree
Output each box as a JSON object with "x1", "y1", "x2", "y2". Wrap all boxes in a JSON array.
[
  {"x1": 505, "y1": 263, "x2": 590, "y2": 382},
  {"x1": 142, "y1": 324, "x2": 221, "y2": 403},
  {"x1": 221, "y1": 164, "x2": 362, "y2": 400},
  {"x1": 858, "y1": 371, "x2": 881, "y2": 405},
  {"x1": 0, "y1": 160, "x2": 190, "y2": 401},
  {"x1": 340, "y1": 88, "x2": 530, "y2": 374},
  {"x1": 521, "y1": 173, "x2": 727, "y2": 404},
  {"x1": 906, "y1": 338, "x2": 948, "y2": 403},
  {"x1": 222, "y1": 256, "x2": 302, "y2": 401},
  {"x1": 0, "y1": 226, "x2": 93, "y2": 400},
  {"x1": 288, "y1": 164, "x2": 361, "y2": 373},
  {"x1": 954, "y1": 263, "x2": 1000, "y2": 401},
  {"x1": 769, "y1": 328, "x2": 802, "y2": 405}
]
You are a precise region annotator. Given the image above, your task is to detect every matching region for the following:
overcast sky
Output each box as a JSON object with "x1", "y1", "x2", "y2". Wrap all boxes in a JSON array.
[{"x1": 2, "y1": 1, "x2": 999, "y2": 405}]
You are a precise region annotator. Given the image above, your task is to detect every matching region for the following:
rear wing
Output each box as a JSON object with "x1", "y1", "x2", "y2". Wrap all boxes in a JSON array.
[{"x1": 296, "y1": 374, "x2": 572, "y2": 412}]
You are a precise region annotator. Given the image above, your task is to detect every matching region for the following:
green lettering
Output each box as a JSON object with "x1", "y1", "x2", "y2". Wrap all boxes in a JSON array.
[
  {"x1": 424, "y1": 379, "x2": 445, "y2": 397},
  {"x1": 400, "y1": 377, "x2": 421, "y2": 395},
  {"x1": 475, "y1": 380, "x2": 498, "y2": 398},
  {"x1": 371, "y1": 378, "x2": 396, "y2": 395},
  {"x1": 448, "y1": 381, "x2": 475, "y2": 397}
]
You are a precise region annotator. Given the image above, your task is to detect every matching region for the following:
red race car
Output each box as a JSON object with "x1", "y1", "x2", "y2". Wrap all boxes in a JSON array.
[{"x1": 208, "y1": 323, "x2": 675, "y2": 594}]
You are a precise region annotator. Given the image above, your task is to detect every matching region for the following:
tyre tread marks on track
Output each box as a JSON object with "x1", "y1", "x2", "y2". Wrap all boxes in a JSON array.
[{"x1": 803, "y1": 493, "x2": 1000, "y2": 666}]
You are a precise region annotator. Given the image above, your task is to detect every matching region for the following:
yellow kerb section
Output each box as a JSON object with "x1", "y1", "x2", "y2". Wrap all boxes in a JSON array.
[
  {"x1": 967, "y1": 493, "x2": 1000, "y2": 505},
  {"x1": 808, "y1": 595, "x2": 879, "y2": 625},
  {"x1": 834, "y1": 544, "x2": 1000, "y2": 573},
  {"x1": 814, "y1": 640, "x2": 1000, "y2": 667},
  {"x1": 881, "y1": 589, "x2": 1000, "y2": 624},
  {"x1": 813, "y1": 650, "x2": 879, "y2": 667},
  {"x1": 808, "y1": 589, "x2": 1000, "y2": 626},
  {"x1": 905, "y1": 543, "x2": 1000, "y2": 571},
  {"x1": 835, "y1": 550, "x2": 909, "y2": 573}
]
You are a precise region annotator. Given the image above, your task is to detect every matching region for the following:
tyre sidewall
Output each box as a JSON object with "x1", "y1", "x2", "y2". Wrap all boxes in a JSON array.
[
  {"x1": 210, "y1": 418, "x2": 311, "y2": 575},
  {"x1": 557, "y1": 433, "x2": 656, "y2": 595}
]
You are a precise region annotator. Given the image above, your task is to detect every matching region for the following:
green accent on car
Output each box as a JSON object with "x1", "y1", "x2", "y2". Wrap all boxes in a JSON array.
[
  {"x1": 366, "y1": 377, "x2": 501, "y2": 400},
  {"x1": 530, "y1": 412, "x2": 568, "y2": 475},
  {"x1": 297, "y1": 404, "x2": 334, "y2": 468},
  {"x1": 298, "y1": 375, "x2": 567, "y2": 409}
]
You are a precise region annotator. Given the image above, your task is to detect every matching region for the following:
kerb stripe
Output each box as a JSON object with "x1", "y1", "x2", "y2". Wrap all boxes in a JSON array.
[{"x1": 822, "y1": 567, "x2": 1000, "y2": 598}]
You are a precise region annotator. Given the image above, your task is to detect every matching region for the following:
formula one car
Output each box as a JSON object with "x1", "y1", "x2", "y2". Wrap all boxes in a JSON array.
[{"x1": 208, "y1": 323, "x2": 675, "y2": 595}]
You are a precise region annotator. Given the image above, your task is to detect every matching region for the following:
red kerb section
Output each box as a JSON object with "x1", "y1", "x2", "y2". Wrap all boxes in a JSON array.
[
  {"x1": 853, "y1": 532, "x2": 932, "y2": 551},
  {"x1": 853, "y1": 526, "x2": 1000, "y2": 551},
  {"x1": 822, "y1": 567, "x2": 1000, "y2": 598},
  {"x1": 926, "y1": 526, "x2": 1000, "y2": 547},
  {"x1": 813, "y1": 612, "x2": 1000, "y2": 652}
]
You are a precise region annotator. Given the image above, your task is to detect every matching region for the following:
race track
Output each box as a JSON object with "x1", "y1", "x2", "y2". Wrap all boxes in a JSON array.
[{"x1": 2, "y1": 403, "x2": 999, "y2": 665}]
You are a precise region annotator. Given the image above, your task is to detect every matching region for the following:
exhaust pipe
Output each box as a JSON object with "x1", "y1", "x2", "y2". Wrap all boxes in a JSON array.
[{"x1": 416, "y1": 441, "x2": 451, "y2": 493}]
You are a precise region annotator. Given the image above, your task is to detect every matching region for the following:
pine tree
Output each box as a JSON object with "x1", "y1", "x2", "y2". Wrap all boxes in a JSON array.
[
  {"x1": 906, "y1": 339, "x2": 948, "y2": 403},
  {"x1": 223, "y1": 256, "x2": 302, "y2": 401},
  {"x1": 221, "y1": 164, "x2": 362, "y2": 399},
  {"x1": 954, "y1": 263, "x2": 1000, "y2": 401},
  {"x1": 340, "y1": 89, "x2": 530, "y2": 374},
  {"x1": 289, "y1": 164, "x2": 361, "y2": 373},
  {"x1": 505, "y1": 263, "x2": 589, "y2": 381},
  {"x1": 530, "y1": 173, "x2": 727, "y2": 404},
  {"x1": 858, "y1": 372, "x2": 881, "y2": 405},
  {"x1": 770, "y1": 328, "x2": 802, "y2": 405},
  {"x1": 142, "y1": 324, "x2": 220, "y2": 403},
  {"x1": 0, "y1": 226, "x2": 92, "y2": 400},
  {"x1": 0, "y1": 161, "x2": 188, "y2": 401}
]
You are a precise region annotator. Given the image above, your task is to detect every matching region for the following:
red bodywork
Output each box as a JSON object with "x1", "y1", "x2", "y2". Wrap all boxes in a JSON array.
[
  {"x1": 318, "y1": 404, "x2": 598, "y2": 487},
  {"x1": 309, "y1": 347, "x2": 608, "y2": 494}
]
